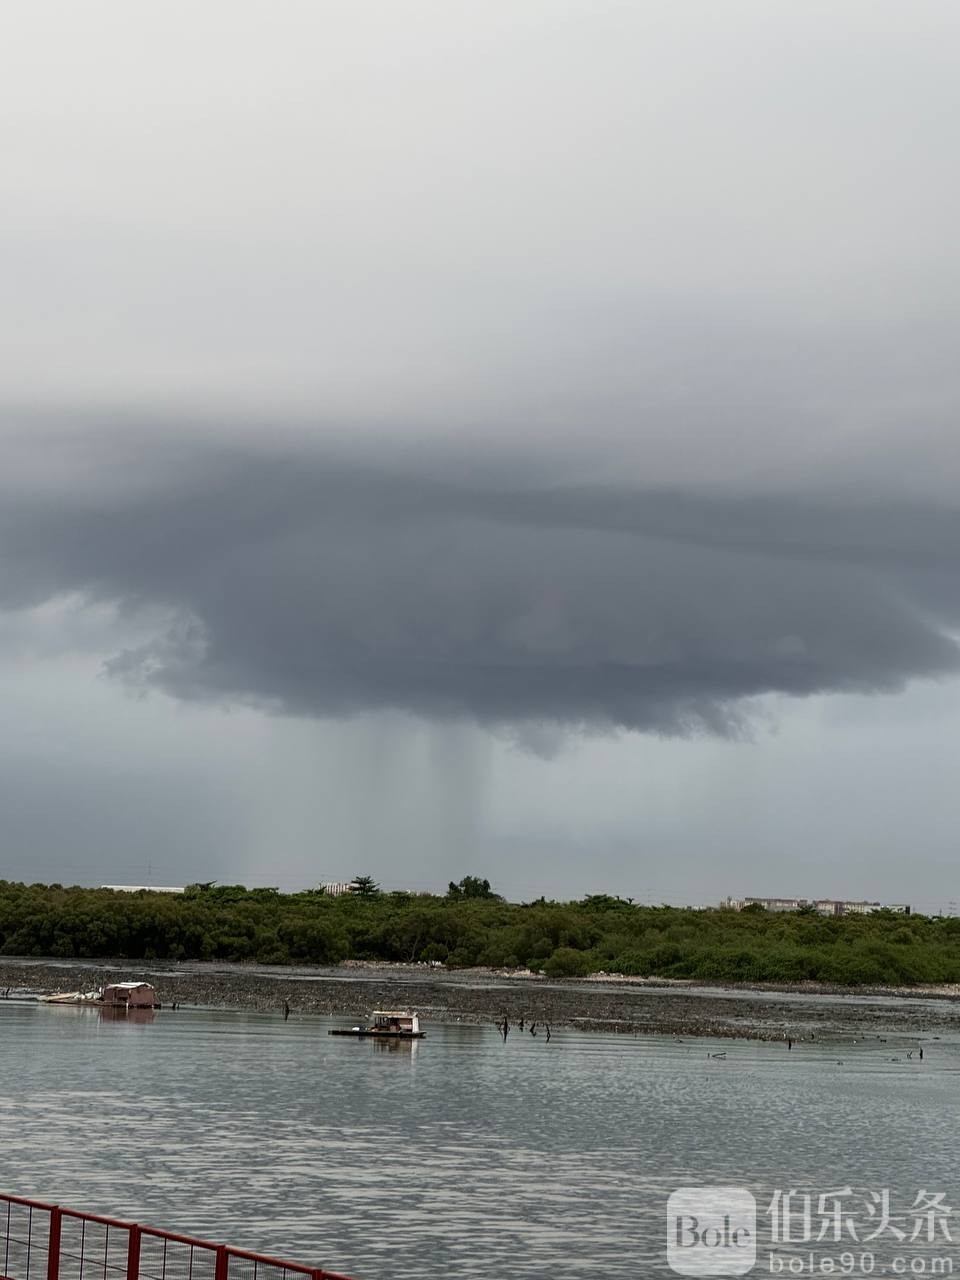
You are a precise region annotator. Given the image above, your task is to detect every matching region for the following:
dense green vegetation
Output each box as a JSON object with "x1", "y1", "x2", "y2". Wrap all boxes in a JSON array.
[{"x1": 0, "y1": 879, "x2": 957, "y2": 986}]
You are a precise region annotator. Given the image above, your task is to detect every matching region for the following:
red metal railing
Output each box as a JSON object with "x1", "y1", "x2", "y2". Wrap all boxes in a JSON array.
[{"x1": 0, "y1": 1195, "x2": 355, "y2": 1280}]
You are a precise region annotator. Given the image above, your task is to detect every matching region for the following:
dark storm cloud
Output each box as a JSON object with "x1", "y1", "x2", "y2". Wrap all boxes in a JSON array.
[{"x1": 1, "y1": 430, "x2": 958, "y2": 733}]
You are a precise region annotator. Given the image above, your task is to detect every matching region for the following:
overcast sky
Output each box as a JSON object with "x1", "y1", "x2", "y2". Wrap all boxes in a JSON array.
[{"x1": 3, "y1": 1, "x2": 960, "y2": 907}]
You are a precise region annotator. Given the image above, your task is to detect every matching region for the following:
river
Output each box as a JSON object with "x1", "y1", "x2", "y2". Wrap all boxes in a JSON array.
[{"x1": 3, "y1": 1001, "x2": 960, "y2": 1278}]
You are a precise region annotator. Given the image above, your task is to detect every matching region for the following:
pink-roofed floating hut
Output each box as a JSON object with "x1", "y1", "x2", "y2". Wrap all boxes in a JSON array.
[{"x1": 101, "y1": 981, "x2": 160, "y2": 1009}]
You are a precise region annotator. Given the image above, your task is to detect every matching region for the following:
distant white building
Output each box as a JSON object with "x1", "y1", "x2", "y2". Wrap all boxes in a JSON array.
[
  {"x1": 722, "y1": 896, "x2": 803, "y2": 912},
  {"x1": 827, "y1": 899, "x2": 911, "y2": 916},
  {"x1": 319, "y1": 881, "x2": 359, "y2": 897},
  {"x1": 101, "y1": 885, "x2": 185, "y2": 895},
  {"x1": 722, "y1": 896, "x2": 910, "y2": 916}
]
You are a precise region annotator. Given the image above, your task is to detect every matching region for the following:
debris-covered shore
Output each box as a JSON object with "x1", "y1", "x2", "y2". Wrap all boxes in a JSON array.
[{"x1": 2, "y1": 958, "x2": 959, "y2": 1042}]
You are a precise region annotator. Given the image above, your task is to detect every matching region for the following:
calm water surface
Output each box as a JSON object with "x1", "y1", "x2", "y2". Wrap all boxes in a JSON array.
[{"x1": 3, "y1": 1003, "x2": 960, "y2": 1278}]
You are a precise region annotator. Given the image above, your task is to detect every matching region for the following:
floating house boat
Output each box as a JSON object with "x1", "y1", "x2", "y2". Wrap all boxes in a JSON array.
[
  {"x1": 39, "y1": 981, "x2": 159, "y2": 1009},
  {"x1": 329, "y1": 1010, "x2": 424, "y2": 1038},
  {"x1": 102, "y1": 981, "x2": 159, "y2": 1008}
]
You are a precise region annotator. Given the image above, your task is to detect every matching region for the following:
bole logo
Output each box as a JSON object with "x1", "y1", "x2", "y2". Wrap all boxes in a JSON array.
[{"x1": 667, "y1": 1187, "x2": 757, "y2": 1276}]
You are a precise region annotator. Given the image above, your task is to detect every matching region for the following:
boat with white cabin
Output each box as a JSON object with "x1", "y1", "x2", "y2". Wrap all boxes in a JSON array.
[{"x1": 329, "y1": 1010, "x2": 424, "y2": 1038}]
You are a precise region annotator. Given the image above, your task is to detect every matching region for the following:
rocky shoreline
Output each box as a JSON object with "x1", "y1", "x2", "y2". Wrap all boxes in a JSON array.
[{"x1": 3, "y1": 957, "x2": 960, "y2": 1042}]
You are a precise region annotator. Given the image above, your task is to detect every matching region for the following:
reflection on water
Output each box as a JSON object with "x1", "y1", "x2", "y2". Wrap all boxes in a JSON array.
[
  {"x1": 3, "y1": 1003, "x2": 960, "y2": 1279},
  {"x1": 98, "y1": 1006, "x2": 155, "y2": 1025},
  {"x1": 370, "y1": 1035, "x2": 418, "y2": 1055}
]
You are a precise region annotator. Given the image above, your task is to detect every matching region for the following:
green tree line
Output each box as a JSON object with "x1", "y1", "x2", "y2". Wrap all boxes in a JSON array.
[{"x1": 0, "y1": 879, "x2": 957, "y2": 985}]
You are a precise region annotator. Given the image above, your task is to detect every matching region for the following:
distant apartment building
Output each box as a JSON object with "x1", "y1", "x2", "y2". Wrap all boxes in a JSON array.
[
  {"x1": 100, "y1": 884, "x2": 186, "y2": 895},
  {"x1": 827, "y1": 899, "x2": 911, "y2": 916},
  {"x1": 319, "y1": 881, "x2": 359, "y2": 897},
  {"x1": 722, "y1": 896, "x2": 910, "y2": 916},
  {"x1": 723, "y1": 896, "x2": 805, "y2": 913}
]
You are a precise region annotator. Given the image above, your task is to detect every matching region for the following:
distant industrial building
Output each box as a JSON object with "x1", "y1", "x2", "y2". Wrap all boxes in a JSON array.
[
  {"x1": 318, "y1": 881, "x2": 360, "y2": 897},
  {"x1": 723, "y1": 896, "x2": 805, "y2": 913},
  {"x1": 100, "y1": 884, "x2": 185, "y2": 895},
  {"x1": 722, "y1": 896, "x2": 910, "y2": 916}
]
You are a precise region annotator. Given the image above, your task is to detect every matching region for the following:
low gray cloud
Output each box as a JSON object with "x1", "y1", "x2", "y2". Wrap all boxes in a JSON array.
[
  {"x1": 1, "y1": 426, "x2": 957, "y2": 735},
  {"x1": 4, "y1": 1, "x2": 960, "y2": 900}
]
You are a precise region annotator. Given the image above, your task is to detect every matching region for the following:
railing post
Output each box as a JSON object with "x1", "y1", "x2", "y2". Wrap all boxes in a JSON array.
[
  {"x1": 214, "y1": 1245, "x2": 229, "y2": 1280},
  {"x1": 46, "y1": 1208, "x2": 61, "y2": 1280},
  {"x1": 126, "y1": 1225, "x2": 141, "y2": 1280}
]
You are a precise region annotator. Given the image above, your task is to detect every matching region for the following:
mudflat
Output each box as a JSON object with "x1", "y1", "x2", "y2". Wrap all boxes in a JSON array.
[{"x1": 3, "y1": 957, "x2": 960, "y2": 1042}]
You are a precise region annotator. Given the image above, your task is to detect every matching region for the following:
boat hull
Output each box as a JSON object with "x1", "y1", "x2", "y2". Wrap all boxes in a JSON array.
[{"x1": 328, "y1": 1029, "x2": 425, "y2": 1038}]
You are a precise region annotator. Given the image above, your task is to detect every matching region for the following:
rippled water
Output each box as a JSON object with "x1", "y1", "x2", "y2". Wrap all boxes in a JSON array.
[{"x1": 3, "y1": 1002, "x2": 960, "y2": 1279}]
